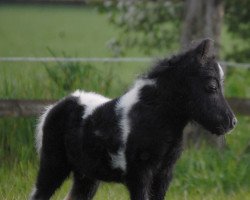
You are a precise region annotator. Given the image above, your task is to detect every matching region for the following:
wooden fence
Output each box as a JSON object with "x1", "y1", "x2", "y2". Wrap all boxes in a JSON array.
[
  {"x1": 0, "y1": 98, "x2": 250, "y2": 117},
  {"x1": 1, "y1": 57, "x2": 250, "y2": 117}
]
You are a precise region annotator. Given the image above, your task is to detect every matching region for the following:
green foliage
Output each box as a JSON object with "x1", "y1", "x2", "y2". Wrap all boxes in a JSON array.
[
  {"x1": 44, "y1": 51, "x2": 115, "y2": 97},
  {"x1": 224, "y1": 0, "x2": 250, "y2": 62},
  {"x1": 101, "y1": 0, "x2": 183, "y2": 56},
  {"x1": 225, "y1": 0, "x2": 250, "y2": 40},
  {"x1": 0, "y1": 118, "x2": 37, "y2": 164},
  {"x1": 100, "y1": 0, "x2": 250, "y2": 63},
  {"x1": 225, "y1": 67, "x2": 250, "y2": 98}
]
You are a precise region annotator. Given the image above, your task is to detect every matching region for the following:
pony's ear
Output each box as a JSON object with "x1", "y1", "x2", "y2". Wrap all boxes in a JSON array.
[{"x1": 195, "y1": 38, "x2": 214, "y2": 62}]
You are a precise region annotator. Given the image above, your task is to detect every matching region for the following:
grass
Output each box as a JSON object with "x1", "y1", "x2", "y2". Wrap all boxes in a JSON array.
[
  {"x1": 0, "y1": 3, "x2": 250, "y2": 200},
  {"x1": 0, "y1": 5, "x2": 114, "y2": 57},
  {"x1": 1, "y1": 116, "x2": 250, "y2": 200},
  {"x1": 0, "y1": 4, "x2": 150, "y2": 100}
]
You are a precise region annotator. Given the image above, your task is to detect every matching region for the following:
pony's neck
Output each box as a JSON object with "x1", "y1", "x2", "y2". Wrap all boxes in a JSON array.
[{"x1": 130, "y1": 77, "x2": 189, "y2": 133}]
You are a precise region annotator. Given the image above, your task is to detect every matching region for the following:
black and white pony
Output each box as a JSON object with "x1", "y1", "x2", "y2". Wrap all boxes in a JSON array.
[{"x1": 29, "y1": 39, "x2": 237, "y2": 200}]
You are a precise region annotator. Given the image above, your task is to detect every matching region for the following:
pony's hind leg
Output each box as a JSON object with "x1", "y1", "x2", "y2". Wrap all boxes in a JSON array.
[
  {"x1": 29, "y1": 152, "x2": 71, "y2": 200},
  {"x1": 64, "y1": 174, "x2": 99, "y2": 200},
  {"x1": 30, "y1": 96, "x2": 82, "y2": 200},
  {"x1": 30, "y1": 124, "x2": 71, "y2": 200}
]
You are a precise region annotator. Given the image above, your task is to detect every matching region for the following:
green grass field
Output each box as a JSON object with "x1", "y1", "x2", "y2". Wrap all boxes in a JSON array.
[
  {"x1": 0, "y1": 4, "x2": 250, "y2": 200},
  {"x1": 1, "y1": 117, "x2": 250, "y2": 200}
]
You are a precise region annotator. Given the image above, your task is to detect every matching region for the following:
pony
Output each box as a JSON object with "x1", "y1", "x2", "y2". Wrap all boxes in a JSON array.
[{"x1": 29, "y1": 39, "x2": 237, "y2": 200}]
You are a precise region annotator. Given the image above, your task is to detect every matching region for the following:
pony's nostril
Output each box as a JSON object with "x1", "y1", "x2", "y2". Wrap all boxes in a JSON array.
[{"x1": 232, "y1": 117, "x2": 237, "y2": 128}]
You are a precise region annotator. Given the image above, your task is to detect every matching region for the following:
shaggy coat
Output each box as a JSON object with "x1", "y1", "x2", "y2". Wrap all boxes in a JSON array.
[{"x1": 30, "y1": 39, "x2": 237, "y2": 200}]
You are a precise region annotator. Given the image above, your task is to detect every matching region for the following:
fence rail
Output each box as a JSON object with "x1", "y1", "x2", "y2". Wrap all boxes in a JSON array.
[
  {"x1": 1, "y1": 57, "x2": 250, "y2": 68},
  {"x1": 0, "y1": 98, "x2": 250, "y2": 117},
  {"x1": 0, "y1": 99, "x2": 56, "y2": 117}
]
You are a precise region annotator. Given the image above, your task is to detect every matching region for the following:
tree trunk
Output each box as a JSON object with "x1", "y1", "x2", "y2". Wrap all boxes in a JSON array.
[
  {"x1": 181, "y1": 0, "x2": 226, "y2": 149},
  {"x1": 181, "y1": 0, "x2": 224, "y2": 56}
]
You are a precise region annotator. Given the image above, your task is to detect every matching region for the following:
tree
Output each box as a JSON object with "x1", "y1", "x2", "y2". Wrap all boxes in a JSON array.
[
  {"x1": 181, "y1": 0, "x2": 224, "y2": 56},
  {"x1": 102, "y1": 0, "x2": 225, "y2": 57},
  {"x1": 102, "y1": 0, "x2": 250, "y2": 59},
  {"x1": 101, "y1": 0, "x2": 183, "y2": 56}
]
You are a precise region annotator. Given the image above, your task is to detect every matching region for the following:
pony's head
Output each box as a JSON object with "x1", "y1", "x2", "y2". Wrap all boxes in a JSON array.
[{"x1": 149, "y1": 39, "x2": 237, "y2": 135}]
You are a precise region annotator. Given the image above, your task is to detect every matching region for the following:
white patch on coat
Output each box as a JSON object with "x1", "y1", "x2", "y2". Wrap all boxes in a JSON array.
[
  {"x1": 36, "y1": 90, "x2": 109, "y2": 156},
  {"x1": 110, "y1": 149, "x2": 127, "y2": 171},
  {"x1": 110, "y1": 79, "x2": 156, "y2": 172},
  {"x1": 72, "y1": 90, "x2": 110, "y2": 119},
  {"x1": 36, "y1": 104, "x2": 54, "y2": 156},
  {"x1": 217, "y1": 63, "x2": 224, "y2": 79},
  {"x1": 63, "y1": 192, "x2": 71, "y2": 200},
  {"x1": 29, "y1": 186, "x2": 37, "y2": 200}
]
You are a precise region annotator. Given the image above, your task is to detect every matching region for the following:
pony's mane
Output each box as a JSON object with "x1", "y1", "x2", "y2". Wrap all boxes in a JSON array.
[
  {"x1": 146, "y1": 52, "x2": 186, "y2": 79},
  {"x1": 146, "y1": 40, "x2": 216, "y2": 79}
]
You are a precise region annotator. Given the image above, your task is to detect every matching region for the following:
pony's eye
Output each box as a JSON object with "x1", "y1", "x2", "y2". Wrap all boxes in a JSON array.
[{"x1": 205, "y1": 81, "x2": 218, "y2": 93}]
